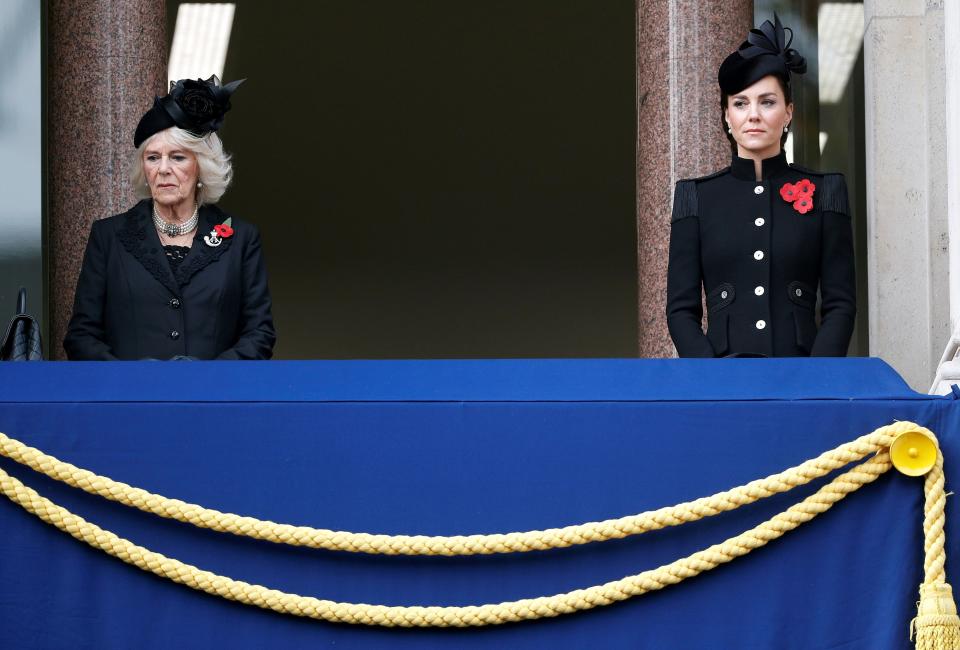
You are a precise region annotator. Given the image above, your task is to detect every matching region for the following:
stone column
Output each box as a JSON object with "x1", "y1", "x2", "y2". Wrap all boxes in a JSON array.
[
  {"x1": 864, "y1": 0, "x2": 948, "y2": 390},
  {"x1": 48, "y1": 0, "x2": 167, "y2": 359},
  {"x1": 946, "y1": 0, "x2": 960, "y2": 334},
  {"x1": 636, "y1": 0, "x2": 753, "y2": 357}
]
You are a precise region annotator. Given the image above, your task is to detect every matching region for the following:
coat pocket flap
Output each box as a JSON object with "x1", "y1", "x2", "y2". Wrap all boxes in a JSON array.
[
  {"x1": 706, "y1": 282, "x2": 735, "y2": 312},
  {"x1": 787, "y1": 281, "x2": 816, "y2": 309}
]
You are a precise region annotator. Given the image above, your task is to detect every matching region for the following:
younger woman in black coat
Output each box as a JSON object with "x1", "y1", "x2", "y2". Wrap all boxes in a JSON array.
[
  {"x1": 666, "y1": 16, "x2": 855, "y2": 358},
  {"x1": 64, "y1": 77, "x2": 276, "y2": 360}
]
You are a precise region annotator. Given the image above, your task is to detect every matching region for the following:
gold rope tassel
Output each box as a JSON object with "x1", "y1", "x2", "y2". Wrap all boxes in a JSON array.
[
  {"x1": 911, "y1": 432, "x2": 960, "y2": 650},
  {"x1": 914, "y1": 584, "x2": 960, "y2": 649}
]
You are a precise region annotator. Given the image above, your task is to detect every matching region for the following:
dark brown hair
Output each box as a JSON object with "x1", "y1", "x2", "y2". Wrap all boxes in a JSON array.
[{"x1": 720, "y1": 74, "x2": 793, "y2": 155}]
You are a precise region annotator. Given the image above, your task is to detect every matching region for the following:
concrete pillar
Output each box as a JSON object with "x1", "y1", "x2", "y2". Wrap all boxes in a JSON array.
[
  {"x1": 864, "y1": 0, "x2": 948, "y2": 390},
  {"x1": 48, "y1": 0, "x2": 167, "y2": 359},
  {"x1": 636, "y1": 0, "x2": 753, "y2": 357},
  {"x1": 946, "y1": 0, "x2": 960, "y2": 336}
]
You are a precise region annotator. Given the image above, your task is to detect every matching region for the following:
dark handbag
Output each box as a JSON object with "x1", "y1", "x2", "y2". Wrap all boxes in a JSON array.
[{"x1": 1, "y1": 288, "x2": 43, "y2": 361}]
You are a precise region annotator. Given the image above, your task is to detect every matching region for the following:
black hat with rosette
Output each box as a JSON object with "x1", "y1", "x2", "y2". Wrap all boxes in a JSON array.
[
  {"x1": 717, "y1": 14, "x2": 807, "y2": 95},
  {"x1": 133, "y1": 75, "x2": 244, "y2": 148}
]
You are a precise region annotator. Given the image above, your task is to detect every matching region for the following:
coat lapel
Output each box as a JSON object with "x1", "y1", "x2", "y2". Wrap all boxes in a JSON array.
[
  {"x1": 117, "y1": 200, "x2": 181, "y2": 297},
  {"x1": 174, "y1": 204, "x2": 234, "y2": 287}
]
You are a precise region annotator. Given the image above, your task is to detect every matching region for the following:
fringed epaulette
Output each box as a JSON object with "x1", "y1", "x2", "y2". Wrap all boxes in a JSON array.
[
  {"x1": 790, "y1": 165, "x2": 849, "y2": 216},
  {"x1": 671, "y1": 180, "x2": 699, "y2": 223},
  {"x1": 819, "y1": 173, "x2": 850, "y2": 216}
]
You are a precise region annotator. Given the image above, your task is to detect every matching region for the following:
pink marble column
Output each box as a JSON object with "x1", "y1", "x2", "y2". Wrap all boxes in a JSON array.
[
  {"x1": 48, "y1": 0, "x2": 167, "y2": 359},
  {"x1": 636, "y1": 0, "x2": 752, "y2": 357}
]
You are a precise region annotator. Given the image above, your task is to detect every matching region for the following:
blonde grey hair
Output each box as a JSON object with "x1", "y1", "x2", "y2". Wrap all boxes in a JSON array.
[{"x1": 131, "y1": 127, "x2": 233, "y2": 205}]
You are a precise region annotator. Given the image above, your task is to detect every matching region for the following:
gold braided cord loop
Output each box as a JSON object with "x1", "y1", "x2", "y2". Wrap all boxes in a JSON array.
[
  {"x1": 0, "y1": 421, "x2": 918, "y2": 556},
  {"x1": 0, "y1": 448, "x2": 892, "y2": 627},
  {"x1": 923, "y1": 449, "x2": 950, "y2": 585},
  {"x1": 912, "y1": 438, "x2": 960, "y2": 649}
]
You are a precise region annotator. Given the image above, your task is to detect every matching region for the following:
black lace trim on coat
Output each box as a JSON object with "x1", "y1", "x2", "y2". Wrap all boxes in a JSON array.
[
  {"x1": 163, "y1": 245, "x2": 191, "y2": 275},
  {"x1": 117, "y1": 201, "x2": 180, "y2": 296},
  {"x1": 117, "y1": 201, "x2": 236, "y2": 293}
]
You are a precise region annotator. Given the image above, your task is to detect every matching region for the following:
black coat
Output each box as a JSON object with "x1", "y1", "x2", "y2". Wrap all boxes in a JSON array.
[
  {"x1": 666, "y1": 152, "x2": 856, "y2": 358},
  {"x1": 64, "y1": 200, "x2": 276, "y2": 360}
]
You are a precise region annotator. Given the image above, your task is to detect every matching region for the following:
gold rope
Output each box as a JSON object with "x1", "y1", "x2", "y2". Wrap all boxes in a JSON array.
[
  {"x1": 0, "y1": 421, "x2": 916, "y2": 556},
  {"x1": 0, "y1": 421, "x2": 955, "y2": 642},
  {"x1": 0, "y1": 448, "x2": 890, "y2": 627}
]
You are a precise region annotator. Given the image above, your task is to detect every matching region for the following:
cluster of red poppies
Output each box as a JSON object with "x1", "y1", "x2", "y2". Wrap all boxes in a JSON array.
[{"x1": 779, "y1": 179, "x2": 815, "y2": 214}]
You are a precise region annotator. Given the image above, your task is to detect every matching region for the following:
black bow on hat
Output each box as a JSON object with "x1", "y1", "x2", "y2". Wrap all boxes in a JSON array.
[
  {"x1": 134, "y1": 75, "x2": 244, "y2": 148},
  {"x1": 718, "y1": 14, "x2": 807, "y2": 95},
  {"x1": 740, "y1": 15, "x2": 807, "y2": 73}
]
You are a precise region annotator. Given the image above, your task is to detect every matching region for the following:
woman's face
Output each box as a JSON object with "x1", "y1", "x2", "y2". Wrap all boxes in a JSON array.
[
  {"x1": 724, "y1": 75, "x2": 793, "y2": 160},
  {"x1": 143, "y1": 130, "x2": 199, "y2": 211}
]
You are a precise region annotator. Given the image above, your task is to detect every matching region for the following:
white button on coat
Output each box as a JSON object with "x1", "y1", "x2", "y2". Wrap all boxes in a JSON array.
[
  {"x1": 756, "y1": 320, "x2": 766, "y2": 330},
  {"x1": 720, "y1": 290, "x2": 728, "y2": 299},
  {"x1": 796, "y1": 288, "x2": 803, "y2": 297},
  {"x1": 755, "y1": 286, "x2": 764, "y2": 296},
  {"x1": 754, "y1": 186, "x2": 764, "y2": 195},
  {"x1": 754, "y1": 251, "x2": 764, "y2": 260},
  {"x1": 755, "y1": 217, "x2": 765, "y2": 226}
]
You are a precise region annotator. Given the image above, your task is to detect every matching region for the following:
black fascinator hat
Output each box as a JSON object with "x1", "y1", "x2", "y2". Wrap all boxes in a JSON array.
[
  {"x1": 718, "y1": 14, "x2": 806, "y2": 95},
  {"x1": 133, "y1": 75, "x2": 244, "y2": 148}
]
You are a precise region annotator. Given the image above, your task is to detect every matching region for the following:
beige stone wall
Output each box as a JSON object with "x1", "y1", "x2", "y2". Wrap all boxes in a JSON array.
[{"x1": 864, "y1": 0, "x2": 949, "y2": 389}]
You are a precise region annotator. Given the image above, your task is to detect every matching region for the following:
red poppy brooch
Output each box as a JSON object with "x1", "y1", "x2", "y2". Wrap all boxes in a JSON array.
[
  {"x1": 204, "y1": 218, "x2": 234, "y2": 247},
  {"x1": 779, "y1": 179, "x2": 815, "y2": 214}
]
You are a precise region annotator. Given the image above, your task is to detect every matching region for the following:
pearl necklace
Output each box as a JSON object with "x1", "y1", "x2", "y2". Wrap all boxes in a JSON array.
[{"x1": 153, "y1": 203, "x2": 199, "y2": 237}]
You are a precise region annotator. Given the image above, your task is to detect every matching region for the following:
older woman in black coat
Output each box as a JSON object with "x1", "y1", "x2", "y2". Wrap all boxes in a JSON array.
[
  {"x1": 64, "y1": 77, "x2": 276, "y2": 360},
  {"x1": 666, "y1": 16, "x2": 855, "y2": 358}
]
